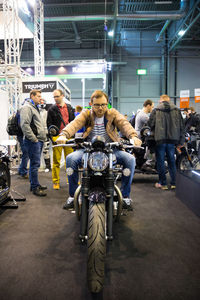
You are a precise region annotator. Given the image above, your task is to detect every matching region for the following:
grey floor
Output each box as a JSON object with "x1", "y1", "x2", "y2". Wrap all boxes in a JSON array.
[{"x1": 0, "y1": 169, "x2": 200, "y2": 300}]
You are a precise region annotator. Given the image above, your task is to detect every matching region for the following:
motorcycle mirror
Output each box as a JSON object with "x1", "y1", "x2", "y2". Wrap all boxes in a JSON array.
[
  {"x1": 140, "y1": 126, "x2": 151, "y2": 137},
  {"x1": 48, "y1": 125, "x2": 59, "y2": 137}
]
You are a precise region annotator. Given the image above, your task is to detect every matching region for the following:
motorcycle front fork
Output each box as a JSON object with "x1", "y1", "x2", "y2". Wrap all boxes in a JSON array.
[{"x1": 79, "y1": 175, "x2": 114, "y2": 242}]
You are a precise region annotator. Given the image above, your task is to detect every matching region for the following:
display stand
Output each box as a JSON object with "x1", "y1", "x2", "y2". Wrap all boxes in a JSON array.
[
  {"x1": 176, "y1": 170, "x2": 200, "y2": 218},
  {"x1": 0, "y1": 189, "x2": 26, "y2": 209}
]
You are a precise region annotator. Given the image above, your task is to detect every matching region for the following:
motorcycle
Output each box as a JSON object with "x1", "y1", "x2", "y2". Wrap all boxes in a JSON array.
[
  {"x1": 50, "y1": 128, "x2": 136, "y2": 293},
  {"x1": 176, "y1": 131, "x2": 200, "y2": 171},
  {"x1": 124, "y1": 126, "x2": 158, "y2": 174},
  {"x1": 0, "y1": 144, "x2": 11, "y2": 205}
]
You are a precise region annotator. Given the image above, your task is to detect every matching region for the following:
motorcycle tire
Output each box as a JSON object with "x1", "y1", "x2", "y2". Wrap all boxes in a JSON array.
[
  {"x1": 177, "y1": 153, "x2": 200, "y2": 170},
  {"x1": 0, "y1": 162, "x2": 10, "y2": 204},
  {"x1": 87, "y1": 202, "x2": 106, "y2": 293}
]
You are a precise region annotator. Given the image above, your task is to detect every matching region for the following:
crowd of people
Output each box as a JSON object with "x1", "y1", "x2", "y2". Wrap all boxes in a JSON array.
[{"x1": 17, "y1": 88, "x2": 200, "y2": 210}]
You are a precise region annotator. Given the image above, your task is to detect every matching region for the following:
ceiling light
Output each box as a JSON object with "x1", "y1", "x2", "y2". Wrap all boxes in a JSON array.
[
  {"x1": 154, "y1": 1, "x2": 172, "y2": 4},
  {"x1": 178, "y1": 29, "x2": 186, "y2": 37},
  {"x1": 108, "y1": 31, "x2": 114, "y2": 37}
]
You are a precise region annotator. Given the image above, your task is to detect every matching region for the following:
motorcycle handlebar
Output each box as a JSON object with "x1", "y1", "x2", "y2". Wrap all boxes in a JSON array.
[
  {"x1": 52, "y1": 143, "x2": 76, "y2": 148},
  {"x1": 52, "y1": 140, "x2": 144, "y2": 150}
]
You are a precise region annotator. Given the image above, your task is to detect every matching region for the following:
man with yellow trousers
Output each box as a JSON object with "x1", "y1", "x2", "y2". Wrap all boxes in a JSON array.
[{"x1": 47, "y1": 89, "x2": 75, "y2": 189}]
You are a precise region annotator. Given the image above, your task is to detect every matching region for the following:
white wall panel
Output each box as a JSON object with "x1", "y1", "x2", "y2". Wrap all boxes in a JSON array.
[{"x1": 0, "y1": 90, "x2": 9, "y2": 142}]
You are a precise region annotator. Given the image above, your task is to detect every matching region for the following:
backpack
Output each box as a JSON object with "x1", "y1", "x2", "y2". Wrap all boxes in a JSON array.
[
  {"x1": 7, "y1": 111, "x2": 23, "y2": 136},
  {"x1": 129, "y1": 113, "x2": 137, "y2": 128}
]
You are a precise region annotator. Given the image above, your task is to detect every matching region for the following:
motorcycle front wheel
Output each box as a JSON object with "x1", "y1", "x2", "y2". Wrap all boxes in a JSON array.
[
  {"x1": 177, "y1": 153, "x2": 200, "y2": 170},
  {"x1": 87, "y1": 202, "x2": 106, "y2": 293},
  {"x1": 0, "y1": 162, "x2": 10, "y2": 204}
]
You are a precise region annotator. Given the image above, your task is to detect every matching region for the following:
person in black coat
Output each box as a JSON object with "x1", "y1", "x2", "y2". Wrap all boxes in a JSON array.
[{"x1": 47, "y1": 89, "x2": 75, "y2": 190}]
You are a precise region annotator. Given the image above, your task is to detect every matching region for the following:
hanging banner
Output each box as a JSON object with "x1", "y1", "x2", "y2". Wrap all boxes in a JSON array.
[
  {"x1": 180, "y1": 90, "x2": 190, "y2": 108},
  {"x1": 194, "y1": 88, "x2": 200, "y2": 103}
]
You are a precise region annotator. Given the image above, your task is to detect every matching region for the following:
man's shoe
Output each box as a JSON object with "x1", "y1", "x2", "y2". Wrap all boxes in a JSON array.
[
  {"x1": 155, "y1": 182, "x2": 162, "y2": 188},
  {"x1": 32, "y1": 186, "x2": 47, "y2": 197},
  {"x1": 19, "y1": 174, "x2": 28, "y2": 179},
  {"x1": 39, "y1": 185, "x2": 47, "y2": 190},
  {"x1": 63, "y1": 197, "x2": 74, "y2": 210},
  {"x1": 171, "y1": 185, "x2": 176, "y2": 190},
  {"x1": 161, "y1": 185, "x2": 169, "y2": 190},
  {"x1": 53, "y1": 183, "x2": 60, "y2": 190},
  {"x1": 122, "y1": 198, "x2": 133, "y2": 211},
  {"x1": 30, "y1": 185, "x2": 47, "y2": 191},
  {"x1": 155, "y1": 183, "x2": 168, "y2": 190}
]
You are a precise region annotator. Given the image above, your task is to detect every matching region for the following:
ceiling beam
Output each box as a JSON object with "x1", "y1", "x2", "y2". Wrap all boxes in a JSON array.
[
  {"x1": 111, "y1": 0, "x2": 118, "y2": 53},
  {"x1": 72, "y1": 22, "x2": 81, "y2": 44},
  {"x1": 169, "y1": 0, "x2": 200, "y2": 51},
  {"x1": 44, "y1": 13, "x2": 191, "y2": 23},
  {"x1": 44, "y1": 2, "x2": 114, "y2": 7}
]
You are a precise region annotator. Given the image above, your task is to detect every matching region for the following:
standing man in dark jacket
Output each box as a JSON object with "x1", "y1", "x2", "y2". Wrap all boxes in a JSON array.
[
  {"x1": 47, "y1": 89, "x2": 75, "y2": 190},
  {"x1": 148, "y1": 94, "x2": 185, "y2": 190},
  {"x1": 184, "y1": 107, "x2": 200, "y2": 133},
  {"x1": 20, "y1": 90, "x2": 47, "y2": 196}
]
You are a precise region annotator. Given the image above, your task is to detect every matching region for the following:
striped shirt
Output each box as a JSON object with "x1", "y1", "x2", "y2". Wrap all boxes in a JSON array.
[{"x1": 88, "y1": 116, "x2": 112, "y2": 143}]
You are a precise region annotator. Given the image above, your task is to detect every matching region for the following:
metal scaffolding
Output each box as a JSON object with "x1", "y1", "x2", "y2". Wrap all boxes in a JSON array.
[
  {"x1": 2, "y1": 0, "x2": 22, "y2": 114},
  {"x1": 34, "y1": 0, "x2": 45, "y2": 76},
  {"x1": 0, "y1": 0, "x2": 33, "y2": 115}
]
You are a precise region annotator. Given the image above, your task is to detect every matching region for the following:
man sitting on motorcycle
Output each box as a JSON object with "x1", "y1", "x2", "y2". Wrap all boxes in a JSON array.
[{"x1": 56, "y1": 90, "x2": 142, "y2": 211}]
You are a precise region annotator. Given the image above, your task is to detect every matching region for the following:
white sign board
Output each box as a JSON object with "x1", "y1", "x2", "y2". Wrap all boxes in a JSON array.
[
  {"x1": 194, "y1": 88, "x2": 200, "y2": 103},
  {"x1": 180, "y1": 90, "x2": 190, "y2": 98}
]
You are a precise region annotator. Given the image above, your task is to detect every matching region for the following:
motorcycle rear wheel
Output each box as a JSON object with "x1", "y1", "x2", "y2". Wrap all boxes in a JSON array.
[{"x1": 87, "y1": 202, "x2": 106, "y2": 293}]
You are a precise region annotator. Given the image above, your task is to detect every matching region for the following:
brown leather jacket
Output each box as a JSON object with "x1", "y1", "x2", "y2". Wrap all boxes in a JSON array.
[{"x1": 61, "y1": 108, "x2": 139, "y2": 142}]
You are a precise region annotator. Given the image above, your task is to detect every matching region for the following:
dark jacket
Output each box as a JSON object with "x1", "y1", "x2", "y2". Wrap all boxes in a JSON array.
[
  {"x1": 47, "y1": 103, "x2": 75, "y2": 130},
  {"x1": 147, "y1": 101, "x2": 185, "y2": 145},
  {"x1": 185, "y1": 112, "x2": 200, "y2": 133}
]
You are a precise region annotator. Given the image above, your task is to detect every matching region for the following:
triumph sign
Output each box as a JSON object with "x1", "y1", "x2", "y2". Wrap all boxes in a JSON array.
[{"x1": 22, "y1": 81, "x2": 57, "y2": 93}]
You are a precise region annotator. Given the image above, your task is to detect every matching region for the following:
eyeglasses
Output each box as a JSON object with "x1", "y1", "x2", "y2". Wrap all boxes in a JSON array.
[{"x1": 93, "y1": 104, "x2": 107, "y2": 108}]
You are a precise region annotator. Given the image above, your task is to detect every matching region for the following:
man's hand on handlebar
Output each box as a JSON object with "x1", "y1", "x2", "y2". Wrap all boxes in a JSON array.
[
  {"x1": 130, "y1": 137, "x2": 142, "y2": 147},
  {"x1": 56, "y1": 135, "x2": 67, "y2": 144}
]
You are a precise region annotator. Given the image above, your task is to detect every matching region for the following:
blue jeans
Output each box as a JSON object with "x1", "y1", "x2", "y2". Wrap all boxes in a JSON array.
[
  {"x1": 24, "y1": 138, "x2": 43, "y2": 190},
  {"x1": 17, "y1": 136, "x2": 29, "y2": 176},
  {"x1": 156, "y1": 143, "x2": 176, "y2": 186},
  {"x1": 66, "y1": 149, "x2": 135, "y2": 198}
]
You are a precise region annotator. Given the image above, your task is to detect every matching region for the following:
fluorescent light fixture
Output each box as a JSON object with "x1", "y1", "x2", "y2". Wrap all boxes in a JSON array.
[
  {"x1": 108, "y1": 31, "x2": 114, "y2": 37},
  {"x1": 137, "y1": 69, "x2": 147, "y2": 75},
  {"x1": 154, "y1": 1, "x2": 172, "y2": 4},
  {"x1": 178, "y1": 29, "x2": 186, "y2": 37},
  {"x1": 72, "y1": 64, "x2": 104, "y2": 74}
]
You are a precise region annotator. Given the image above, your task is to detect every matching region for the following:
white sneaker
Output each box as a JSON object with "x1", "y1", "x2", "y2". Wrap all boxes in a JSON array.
[
  {"x1": 63, "y1": 197, "x2": 74, "y2": 210},
  {"x1": 122, "y1": 198, "x2": 133, "y2": 211}
]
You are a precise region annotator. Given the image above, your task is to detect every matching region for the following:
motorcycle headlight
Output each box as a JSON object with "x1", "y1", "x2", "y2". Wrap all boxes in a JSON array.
[{"x1": 88, "y1": 152, "x2": 109, "y2": 171}]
